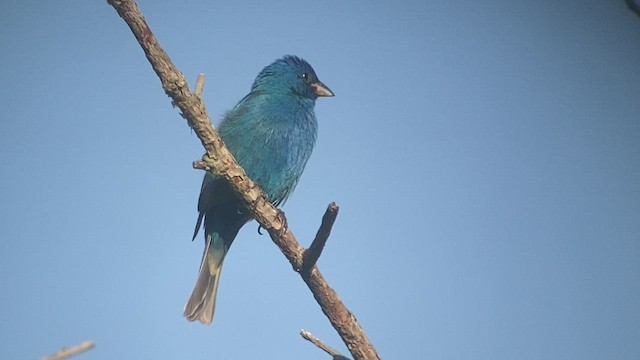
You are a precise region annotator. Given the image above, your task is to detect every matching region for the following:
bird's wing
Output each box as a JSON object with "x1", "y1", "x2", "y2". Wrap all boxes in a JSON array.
[{"x1": 192, "y1": 172, "x2": 217, "y2": 240}]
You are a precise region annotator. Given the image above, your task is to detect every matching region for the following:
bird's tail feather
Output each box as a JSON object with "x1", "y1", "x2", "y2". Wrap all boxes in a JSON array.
[{"x1": 184, "y1": 232, "x2": 225, "y2": 325}]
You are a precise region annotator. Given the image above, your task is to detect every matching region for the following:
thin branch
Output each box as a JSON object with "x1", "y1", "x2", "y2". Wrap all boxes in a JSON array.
[
  {"x1": 301, "y1": 329, "x2": 351, "y2": 360},
  {"x1": 625, "y1": 0, "x2": 640, "y2": 19},
  {"x1": 40, "y1": 341, "x2": 95, "y2": 360},
  {"x1": 106, "y1": 1, "x2": 380, "y2": 359},
  {"x1": 194, "y1": 73, "x2": 206, "y2": 98},
  {"x1": 303, "y1": 202, "x2": 339, "y2": 273}
]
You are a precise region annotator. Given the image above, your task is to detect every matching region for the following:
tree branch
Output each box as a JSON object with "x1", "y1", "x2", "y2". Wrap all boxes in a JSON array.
[
  {"x1": 106, "y1": 1, "x2": 380, "y2": 359},
  {"x1": 40, "y1": 341, "x2": 95, "y2": 360},
  {"x1": 194, "y1": 73, "x2": 206, "y2": 98},
  {"x1": 303, "y1": 202, "x2": 339, "y2": 273},
  {"x1": 625, "y1": 0, "x2": 640, "y2": 19},
  {"x1": 301, "y1": 329, "x2": 351, "y2": 360}
]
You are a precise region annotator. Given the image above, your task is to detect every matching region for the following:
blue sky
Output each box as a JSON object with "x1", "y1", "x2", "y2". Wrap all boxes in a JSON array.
[{"x1": 1, "y1": 1, "x2": 639, "y2": 359}]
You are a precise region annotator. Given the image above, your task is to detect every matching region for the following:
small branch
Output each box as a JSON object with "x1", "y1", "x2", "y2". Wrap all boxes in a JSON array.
[
  {"x1": 301, "y1": 329, "x2": 351, "y2": 360},
  {"x1": 303, "y1": 202, "x2": 339, "y2": 273},
  {"x1": 107, "y1": 1, "x2": 380, "y2": 359},
  {"x1": 194, "y1": 73, "x2": 206, "y2": 98},
  {"x1": 193, "y1": 159, "x2": 210, "y2": 171},
  {"x1": 40, "y1": 341, "x2": 95, "y2": 360},
  {"x1": 626, "y1": 0, "x2": 640, "y2": 18}
]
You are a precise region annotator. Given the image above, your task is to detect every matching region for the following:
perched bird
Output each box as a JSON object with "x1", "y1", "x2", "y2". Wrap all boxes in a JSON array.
[{"x1": 184, "y1": 55, "x2": 334, "y2": 325}]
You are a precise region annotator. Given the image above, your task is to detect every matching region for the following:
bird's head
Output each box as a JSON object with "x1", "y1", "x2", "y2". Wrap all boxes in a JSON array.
[{"x1": 251, "y1": 55, "x2": 334, "y2": 100}]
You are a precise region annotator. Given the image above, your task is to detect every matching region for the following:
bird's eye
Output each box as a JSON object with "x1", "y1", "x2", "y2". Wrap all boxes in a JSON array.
[{"x1": 300, "y1": 72, "x2": 309, "y2": 81}]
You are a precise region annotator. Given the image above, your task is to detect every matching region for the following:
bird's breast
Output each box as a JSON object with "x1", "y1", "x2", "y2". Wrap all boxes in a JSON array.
[{"x1": 220, "y1": 101, "x2": 317, "y2": 205}]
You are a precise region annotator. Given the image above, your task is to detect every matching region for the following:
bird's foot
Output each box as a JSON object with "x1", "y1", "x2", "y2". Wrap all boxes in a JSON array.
[
  {"x1": 255, "y1": 210, "x2": 288, "y2": 236},
  {"x1": 276, "y1": 209, "x2": 288, "y2": 237}
]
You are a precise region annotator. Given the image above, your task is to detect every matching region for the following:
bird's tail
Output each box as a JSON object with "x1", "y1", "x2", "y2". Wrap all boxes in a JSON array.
[{"x1": 184, "y1": 232, "x2": 226, "y2": 325}]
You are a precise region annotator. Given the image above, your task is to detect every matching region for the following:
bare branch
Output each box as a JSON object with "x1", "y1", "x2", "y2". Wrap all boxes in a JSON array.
[
  {"x1": 301, "y1": 329, "x2": 351, "y2": 360},
  {"x1": 106, "y1": 1, "x2": 380, "y2": 359},
  {"x1": 626, "y1": 0, "x2": 640, "y2": 19},
  {"x1": 194, "y1": 73, "x2": 206, "y2": 98},
  {"x1": 303, "y1": 202, "x2": 339, "y2": 273},
  {"x1": 40, "y1": 341, "x2": 95, "y2": 360}
]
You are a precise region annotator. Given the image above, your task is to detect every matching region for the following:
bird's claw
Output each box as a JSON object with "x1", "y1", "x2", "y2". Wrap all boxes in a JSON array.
[
  {"x1": 256, "y1": 210, "x2": 287, "y2": 236},
  {"x1": 276, "y1": 209, "x2": 288, "y2": 237}
]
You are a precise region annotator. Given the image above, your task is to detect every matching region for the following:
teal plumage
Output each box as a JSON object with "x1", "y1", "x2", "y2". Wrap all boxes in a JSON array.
[{"x1": 184, "y1": 55, "x2": 333, "y2": 324}]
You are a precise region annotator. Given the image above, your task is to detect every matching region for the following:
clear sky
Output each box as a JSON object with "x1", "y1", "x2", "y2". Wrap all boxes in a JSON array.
[{"x1": 1, "y1": 1, "x2": 639, "y2": 359}]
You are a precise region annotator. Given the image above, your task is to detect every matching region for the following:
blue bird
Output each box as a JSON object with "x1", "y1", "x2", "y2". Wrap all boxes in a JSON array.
[{"x1": 184, "y1": 55, "x2": 334, "y2": 324}]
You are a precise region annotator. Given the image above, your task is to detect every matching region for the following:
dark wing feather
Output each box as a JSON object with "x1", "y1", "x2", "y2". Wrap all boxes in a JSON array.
[{"x1": 192, "y1": 173, "x2": 216, "y2": 241}]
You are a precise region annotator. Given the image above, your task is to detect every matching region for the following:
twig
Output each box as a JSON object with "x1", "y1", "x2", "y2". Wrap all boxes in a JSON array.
[
  {"x1": 625, "y1": 0, "x2": 640, "y2": 19},
  {"x1": 40, "y1": 341, "x2": 95, "y2": 360},
  {"x1": 301, "y1": 329, "x2": 351, "y2": 360},
  {"x1": 303, "y1": 202, "x2": 339, "y2": 273},
  {"x1": 194, "y1": 73, "x2": 205, "y2": 98},
  {"x1": 106, "y1": 1, "x2": 380, "y2": 359}
]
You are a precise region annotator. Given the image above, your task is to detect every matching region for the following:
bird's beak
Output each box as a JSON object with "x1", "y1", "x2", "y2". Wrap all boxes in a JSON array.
[{"x1": 311, "y1": 81, "x2": 334, "y2": 97}]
